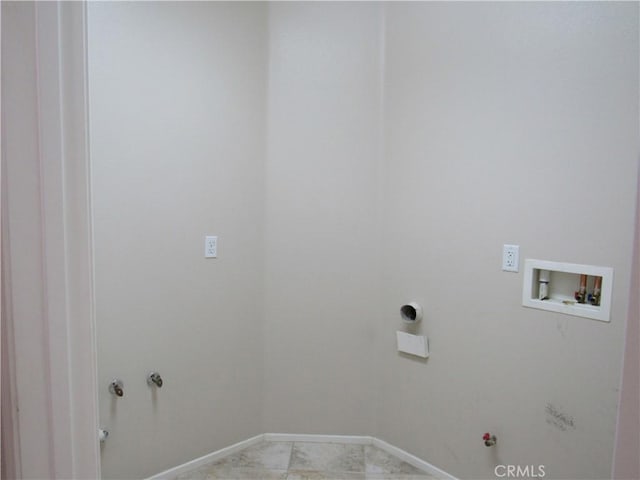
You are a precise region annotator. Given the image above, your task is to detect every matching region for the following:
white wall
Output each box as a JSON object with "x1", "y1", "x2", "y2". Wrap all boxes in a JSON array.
[
  {"x1": 85, "y1": 2, "x2": 638, "y2": 479},
  {"x1": 88, "y1": 3, "x2": 267, "y2": 478},
  {"x1": 613, "y1": 166, "x2": 640, "y2": 479},
  {"x1": 262, "y1": 2, "x2": 383, "y2": 436},
  {"x1": 377, "y1": 3, "x2": 639, "y2": 479}
]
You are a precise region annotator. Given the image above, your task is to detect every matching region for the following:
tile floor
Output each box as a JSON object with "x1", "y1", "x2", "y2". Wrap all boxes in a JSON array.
[{"x1": 173, "y1": 441, "x2": 440, "y2": 480}]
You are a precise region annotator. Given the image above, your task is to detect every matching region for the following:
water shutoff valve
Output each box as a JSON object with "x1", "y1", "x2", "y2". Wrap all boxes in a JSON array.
[
  {"x1": 147, "y1": 372, "x2": 163, "y2": 388},
  {"x1": 109, "y1": 379, "x2": 124, "y2": 397},
  {"x1": 483, "y1": 432, "x2": 497, "y2": 447}
]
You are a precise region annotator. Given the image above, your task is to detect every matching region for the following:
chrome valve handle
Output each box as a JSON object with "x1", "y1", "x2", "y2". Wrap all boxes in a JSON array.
[
  {"x1": 109, "y1": 379, "x2": 124, "y2": 397},
  {"x1": 147, "y1": 372, "x2": 163, "y2": 388}
]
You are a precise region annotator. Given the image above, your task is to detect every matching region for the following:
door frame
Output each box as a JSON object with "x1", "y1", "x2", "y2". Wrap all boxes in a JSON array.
[{"x1": 1, "y1": 2, "x2": 100, "y2": 478}]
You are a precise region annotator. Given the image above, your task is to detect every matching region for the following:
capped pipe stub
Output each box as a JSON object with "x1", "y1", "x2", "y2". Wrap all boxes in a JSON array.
[
  {"x1": 400, "y1": 302, "x2": 423, "y2": 324},
  {"x1": 539, "y1": 270, "x2": 551, "y2": 283}
]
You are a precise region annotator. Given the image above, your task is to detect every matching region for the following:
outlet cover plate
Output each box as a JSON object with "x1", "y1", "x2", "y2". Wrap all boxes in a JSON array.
[
  {"x1": 502, "y1": 244, "x2": 519, "y2": 272},
  {"x1": 205, "y1": 236, "x2": 218, "y2": 258}
]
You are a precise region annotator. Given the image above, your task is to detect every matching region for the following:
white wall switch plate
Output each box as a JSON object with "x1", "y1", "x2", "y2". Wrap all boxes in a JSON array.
[
  {"x1": 502, "y1": 244, "x2": 519, "y2": 272},
  {"x1": 205, "y1": 236, "x2": 218, "y2": 258},
  {"x1": 396, "y1": 331, "x2": 429, "y2": 358}
]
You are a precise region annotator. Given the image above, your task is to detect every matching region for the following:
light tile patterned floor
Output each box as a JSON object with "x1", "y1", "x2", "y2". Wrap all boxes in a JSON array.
[{"x1": 174, "y1": 441, "x2": 440, "y2": 480}]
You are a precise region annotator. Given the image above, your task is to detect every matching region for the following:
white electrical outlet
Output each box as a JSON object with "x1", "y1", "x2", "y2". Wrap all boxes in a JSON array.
[
  {"x1": 205, "y1": 236, "x2": 217, "y2": 258},
  {"x1": 502, "y1": 244, "x2": 519, "y2": 272}
]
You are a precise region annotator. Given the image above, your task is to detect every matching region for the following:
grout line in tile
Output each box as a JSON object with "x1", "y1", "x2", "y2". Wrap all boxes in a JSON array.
[{"x1": 287, "y1": 441, "x2": 296, "y2": 473}]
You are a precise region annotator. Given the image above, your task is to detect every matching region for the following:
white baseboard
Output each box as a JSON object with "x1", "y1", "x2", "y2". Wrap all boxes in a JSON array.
[
  {"x1": 264, "y1": 433, "x2": 373, "y2": 445},
  {"x1": 147, "y1": 434, "x2": 265, "y2": 479},
  {"x1": 146, "y1": 433, "x2": 458, "y2": 480}
]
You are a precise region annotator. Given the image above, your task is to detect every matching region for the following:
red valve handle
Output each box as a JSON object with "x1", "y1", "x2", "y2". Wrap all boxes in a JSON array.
[{"x1": 483, "y1": 433, "x2": 491, "y2": 441}]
